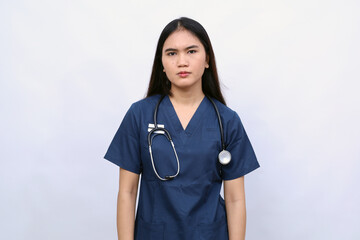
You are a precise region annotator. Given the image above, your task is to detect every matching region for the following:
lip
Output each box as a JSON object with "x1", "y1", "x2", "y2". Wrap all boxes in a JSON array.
[{"x1": 177, "y1": 71, "x2": 191, "y2": 78}]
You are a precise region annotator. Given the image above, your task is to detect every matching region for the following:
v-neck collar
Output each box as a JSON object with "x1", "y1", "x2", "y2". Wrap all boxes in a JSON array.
[{"x1": 164, "y1": 95, "x2": 209, "y2": 136}]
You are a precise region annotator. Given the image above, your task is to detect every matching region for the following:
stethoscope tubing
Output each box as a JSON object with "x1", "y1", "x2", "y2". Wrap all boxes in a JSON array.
[
  {"x1": 148, "y1": 95, "x2": 231, "y2": 181},
  {"x1": 148, "y1": 127, "x2": 180, "y2": 180}
]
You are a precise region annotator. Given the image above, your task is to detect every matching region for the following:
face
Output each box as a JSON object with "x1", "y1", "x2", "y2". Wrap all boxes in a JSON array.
[{"x1": 162, "y1": 29, "x2": 209, "y2": 93}]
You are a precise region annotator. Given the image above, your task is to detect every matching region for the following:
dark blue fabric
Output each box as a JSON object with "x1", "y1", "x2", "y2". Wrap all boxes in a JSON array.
[{"x1": 104, "y1": 95, "x2": 260, "y2": 240}]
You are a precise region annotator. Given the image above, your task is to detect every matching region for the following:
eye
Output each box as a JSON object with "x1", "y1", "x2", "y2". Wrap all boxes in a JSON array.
[
  {"x1": 167, "y1": 52, "x2": 176, "y2": 56},
  {"x1": 188, "y1": 50, "x2": 197, "y2": 54}
]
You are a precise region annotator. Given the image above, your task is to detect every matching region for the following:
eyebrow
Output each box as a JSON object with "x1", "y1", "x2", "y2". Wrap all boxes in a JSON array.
[{"x1": 164, "y1": 45, "x2": 199, "y2": 52}]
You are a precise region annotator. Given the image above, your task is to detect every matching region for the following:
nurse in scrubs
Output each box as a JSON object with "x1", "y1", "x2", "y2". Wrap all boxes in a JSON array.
[{"x1": 104, "y1": 17, "x2": 260, "y2": 240}]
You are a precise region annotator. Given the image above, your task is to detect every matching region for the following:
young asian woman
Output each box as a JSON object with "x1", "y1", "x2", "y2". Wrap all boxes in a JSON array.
[{"x1": 104, "y1": 17, "x2": 260, "y2": 240}]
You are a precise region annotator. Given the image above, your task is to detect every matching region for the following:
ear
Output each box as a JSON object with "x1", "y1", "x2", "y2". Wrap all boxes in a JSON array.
[{"x1": 205, "y1": 55, "x2": 209, "y2": 68}]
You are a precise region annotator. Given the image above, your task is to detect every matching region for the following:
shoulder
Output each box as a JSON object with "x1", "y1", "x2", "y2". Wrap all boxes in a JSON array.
[
  {"x1": 128, "y1": 94, "x2": 162, "y2": 114},
  {"x1": 210, "y1": 97, "x2": 239, "y2": 122},
  {"x1": 210, "y1": 98, "x2": 249, "y2": 144},
  {"x1": 119, "y1": 95, "x2": 162, "y2": 135}
]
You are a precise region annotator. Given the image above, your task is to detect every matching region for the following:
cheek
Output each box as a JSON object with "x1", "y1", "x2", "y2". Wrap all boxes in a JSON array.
[
  {"x1": 194, "y1": 59, "x2": 207, "y2": 73},
  {"x1": 162, "y1": 59, "x2": 175, "y2": 71},
  {"x1": 195, "y1": 55, "x2": 208, "y2": 67},
  {"x1": 163, "y1": 68, "x2": 175, "y2": 82}
]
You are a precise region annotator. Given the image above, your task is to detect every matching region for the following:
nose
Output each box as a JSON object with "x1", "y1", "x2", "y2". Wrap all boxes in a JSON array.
[{"x1": 177, "y1": 53, "x2": 188, "y2": 67}]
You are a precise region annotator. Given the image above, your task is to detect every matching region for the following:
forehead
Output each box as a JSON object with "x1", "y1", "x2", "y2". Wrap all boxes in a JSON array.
[{"x1": 163, "y1": 29, "x2": 204, "y2": 50}]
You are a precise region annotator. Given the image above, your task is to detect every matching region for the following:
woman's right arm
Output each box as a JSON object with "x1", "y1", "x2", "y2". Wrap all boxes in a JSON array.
[{"x1": 117, "y1": 168, "x2": 140, "y2": 240}]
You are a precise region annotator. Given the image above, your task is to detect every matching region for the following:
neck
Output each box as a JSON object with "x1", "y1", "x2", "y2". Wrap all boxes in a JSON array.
[{"x1": 169, "y1": 85, "x2": 205, "y2": 106}]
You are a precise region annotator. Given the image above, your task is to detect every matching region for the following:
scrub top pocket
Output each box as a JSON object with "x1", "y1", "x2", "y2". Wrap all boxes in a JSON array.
[
  {"x1": 135, "y1": 217, "x2": 164, "y2": 240},
  {"x1": 197, "y1": 216, "x2": 229, "y2": 240}
]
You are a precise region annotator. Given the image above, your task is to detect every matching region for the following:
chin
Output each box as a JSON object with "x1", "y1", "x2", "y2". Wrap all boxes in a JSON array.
[
  {"x1": 171, "y1": 79, "x2": 201, "y2": 89},
  {"x1": 172, "y1": 81, "x2": 194, "y2": 87}
]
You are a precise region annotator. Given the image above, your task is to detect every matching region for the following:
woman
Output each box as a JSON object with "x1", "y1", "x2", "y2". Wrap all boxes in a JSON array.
[{"x1": 104, "y1": 17, "x2": 260, "y2": 240}]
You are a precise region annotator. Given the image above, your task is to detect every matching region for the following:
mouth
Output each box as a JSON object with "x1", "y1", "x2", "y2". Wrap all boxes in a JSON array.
[{"x1": 177, "y1": 71, "x2": 191, "y2": 78}]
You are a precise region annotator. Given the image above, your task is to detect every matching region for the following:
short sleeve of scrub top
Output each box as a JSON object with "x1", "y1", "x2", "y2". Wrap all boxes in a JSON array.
[
  {"x1": 220, "y1": 111, "x2": 260, "y2": 180},
  {"x1": 103, "y1": 95, "x2": 260, "y2": 240},
  {"x1": 104, "y1": 103, "x2": 142, "y2": 174}
]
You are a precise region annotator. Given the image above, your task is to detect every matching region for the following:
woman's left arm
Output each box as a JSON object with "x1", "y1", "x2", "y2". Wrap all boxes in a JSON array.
[{"x1": 224, "y1": 176, "x2": 246, "y2": 240}]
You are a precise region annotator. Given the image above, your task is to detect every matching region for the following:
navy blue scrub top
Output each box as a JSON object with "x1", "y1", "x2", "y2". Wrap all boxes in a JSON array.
[{"x1": 104, "y1": 95, "x2": 260, "y2": 240}]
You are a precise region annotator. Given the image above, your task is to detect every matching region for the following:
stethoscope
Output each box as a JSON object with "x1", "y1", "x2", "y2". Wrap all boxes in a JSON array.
[{"x1": 148, "y1": 95, "x2": 232, "y2": 181}]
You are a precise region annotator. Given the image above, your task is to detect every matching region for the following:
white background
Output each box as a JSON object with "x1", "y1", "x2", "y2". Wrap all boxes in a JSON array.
[{"x1": 1, "y1": 0, "x2": 359, "y2": 239}]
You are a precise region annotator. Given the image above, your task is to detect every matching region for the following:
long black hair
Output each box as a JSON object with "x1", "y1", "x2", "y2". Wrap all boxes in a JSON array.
[{"x1": 146, "y1": 17, "x2": 226, "y2": 105}]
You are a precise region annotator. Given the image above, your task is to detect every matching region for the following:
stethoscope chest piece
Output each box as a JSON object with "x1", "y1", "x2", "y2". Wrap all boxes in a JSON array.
[{"x1": 218, "y1": 150, "x2": 231, "y2": 165}]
